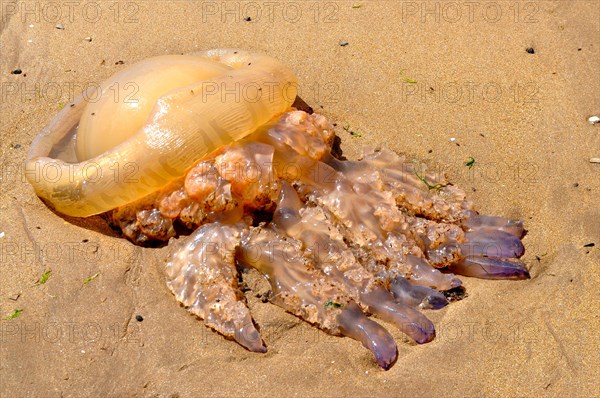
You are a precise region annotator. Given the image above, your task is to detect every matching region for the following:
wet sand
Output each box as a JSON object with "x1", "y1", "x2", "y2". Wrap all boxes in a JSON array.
[{"x1": 1, "y1": 1, "x2": 598, "y2": 396}]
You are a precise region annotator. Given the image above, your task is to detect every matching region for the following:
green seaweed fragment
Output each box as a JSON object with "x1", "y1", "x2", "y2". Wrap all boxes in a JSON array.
[
  {"x1": 83, "y1": 272, "x2": 100, "y2": 285},
  {"x1": 399, "y1": 70, "x2": 417, "y2": 84},
  {"x1": 2, "y1": 309, "x2": 23, "y2": 320},
  {"x1": 324, "y1": 300, "x2": 342, "y2": 309},
  {"x1": 38, "y1": 269, "x2": 51, "y2": 285},
  {"x1": 343, "y1": 123, "x2": 362, "y2": 138},
  {"x1": 413, "y1": 161, "x2": 448, "y2": 192},
  {"x1": 465, "y1": 156, "x2": 476, "y2": 169}
]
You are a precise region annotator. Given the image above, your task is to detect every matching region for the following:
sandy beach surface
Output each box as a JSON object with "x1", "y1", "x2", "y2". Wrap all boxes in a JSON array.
[{"x1": 1, "y1": 1, "x2": 598, "y2": 396}]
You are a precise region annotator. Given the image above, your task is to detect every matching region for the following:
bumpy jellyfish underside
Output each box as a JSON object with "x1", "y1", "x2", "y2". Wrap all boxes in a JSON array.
[{"x1": 109, "y1": 110, "x2": 529, "y2": 370}]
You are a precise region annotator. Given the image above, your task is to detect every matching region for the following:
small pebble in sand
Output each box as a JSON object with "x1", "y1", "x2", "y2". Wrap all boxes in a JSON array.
[
  {"x1": 56, "y1": 23, "x2": 64, "y2": 30},
  {"x1": 526, "y1": 47, "x2": 535, "y2": 54},
  {"x1": 339, "y1": 41, "x2": 349, "y2": 47},
  {"x1": 588, "y1": 116, "x2": 600, "y2": 124},
  {"x1": 11, "y1": 69, "x2": 22, "y2": 75},
  {"x1": 0, "y1": 232, "x2": 5, "y2": 239},
  {"x1": 84, "y1": 37, "x2": 92, "y2": 42},
  {"x1": 135, "y1": 315, "x2": 144, "y2": 322},
  {"x1": 589, "y1": 158, "x2": 600, "y2": 164},
  {"x1": 244, "y1": 16, "x2": 251, "y2": 21},
  {"x1": 449, "y1": 137, "x2": 456, "y2": 142}
]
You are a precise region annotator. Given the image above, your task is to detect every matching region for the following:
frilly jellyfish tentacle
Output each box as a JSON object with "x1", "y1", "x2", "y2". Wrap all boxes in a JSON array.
[
  {"x1": 448, "y1": 256, "x2": 530, "y2": 280},
  {"x1": 337, "y1": 302, "x2": 398, "y2": 370},
  {"x1": 359, "y1": 286, "x2": 436, "y2": 344},
  {"x1": 166, "y1": 222, "x2": 266, "y2": 352},
  {"x1": 460, "y1": 230, "x2": 525, "y2": 259},
  {"x1": 390, "y1": 276, "x2": 449, "y2": 310},
  {"x1": 462, "y1": 211, "x2": 526, "y2": 238}
]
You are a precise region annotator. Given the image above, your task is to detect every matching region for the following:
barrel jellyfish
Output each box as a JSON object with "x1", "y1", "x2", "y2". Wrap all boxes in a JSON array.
[{"x1": 25, "y1": 49, "x2": 529, "y2": 370}]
